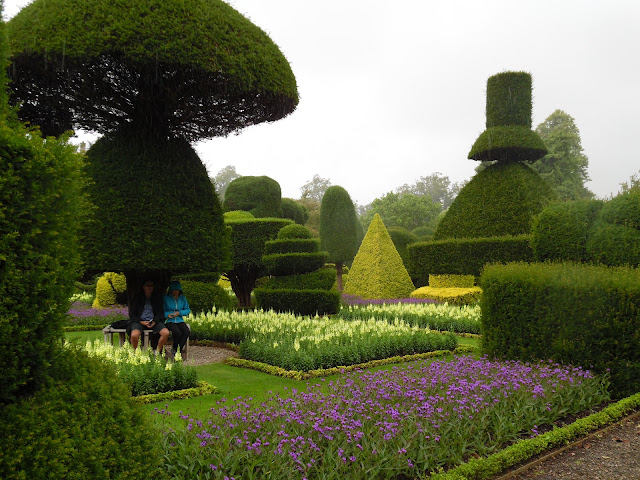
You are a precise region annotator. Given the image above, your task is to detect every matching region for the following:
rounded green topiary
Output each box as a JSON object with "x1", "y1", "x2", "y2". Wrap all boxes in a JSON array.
[
  {"x1": 7, "y1": 0, "x2": 298, "y2": 139},
  {"x1": 224, "y1": 210, "x2": 255, "y2": 221},
  {"x1": 343, "y1": 214, "x2": 415, "y2": 299},
  {"x1": 277, "y1": 223, "x2": 313, "y2": 239},
  {"x1": 434, "y1": 162, "x2": 557, "y2": 240},
  {"x1": 92, "y1": 272, "x2": 127, "y2": 308},
  {"x1": 82, "y1": 128, "x2": 228, "y2": 276},
  {"x1": 531, "y1": 199, "x2": 604, "y2": 262},
  {"x1": 0, "y1": 346, "x2": 162, "y2": 479},
  {"x1": 468, "y1": 72, "x2": 547, "y2": 163},
  {"x1": 223, "y1": 176, "x2": 283, "y2": 218},
  {"x1": 281, "y1": 198, "x2": 309, "y2": 225}
]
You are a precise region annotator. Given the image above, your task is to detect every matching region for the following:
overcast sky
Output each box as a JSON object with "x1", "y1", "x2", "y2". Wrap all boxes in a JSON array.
[{"x1": 5, "y1": 0, "x2": 640, "y2": 206}]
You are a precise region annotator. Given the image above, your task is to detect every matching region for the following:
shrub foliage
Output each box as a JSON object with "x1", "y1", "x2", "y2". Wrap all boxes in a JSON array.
[{"x1": 223, "y1": 175, "x2": 283, "y2": 218}]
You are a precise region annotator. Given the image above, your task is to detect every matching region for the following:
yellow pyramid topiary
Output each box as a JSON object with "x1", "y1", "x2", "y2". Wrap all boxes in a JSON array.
[{"x1": 343, "y1": 214, "x2": 415, "y2": 299}]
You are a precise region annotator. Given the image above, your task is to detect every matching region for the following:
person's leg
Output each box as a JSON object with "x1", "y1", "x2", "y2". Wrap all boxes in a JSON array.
[
  {"x1": 167, "y1": 323, "x2": 181, "y2": 354},
  {"x1": 157, "y1": 327, "x2": 170, "y2": 355},
  {"x1": 177, "y1": 323, "x2": 190, "y2": 351},
  {"x1": 129, "y1": 323, "x2": 143, "y2": 349}
]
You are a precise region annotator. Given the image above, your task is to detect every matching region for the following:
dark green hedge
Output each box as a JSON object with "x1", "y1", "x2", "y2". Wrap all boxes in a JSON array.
[
  {"x1": 263, "y1": 252, "x2": 327, "y2": 276},
  {"x1": 468, "y1": 125, "x2": 547, "y2": 162},
  {"x1": 281, "y1": 198, "x2": 309, "y2": 225},
  {"x1": 408, "y1": 235, "x2": 533, "y2": 286},
  {"x1": 0, "y1": 124, "x2": 86, "y2": 403},
  {"x1": 178, "y1": 280, "x2": 235, "y2": 313},
  {"x1": 319, "y1": 185, "x2": 360, "y2": 265},
  {"x1": 388, "y1": 226, "x2": 419, "y2": 267},
  {"x1": 486, "y1": 71, "x2": 532, "y2": 128},
  {"x1": 481, "y1": 262, "x2": 640, "y2": 398},
  {"x1": 0, "y1": 346, "x2": 162, "y2": 479},
  {"x1": 254, "y1": 288, "x2": 341, "y2": 316},
  {"x1": 223, "y1": 176, "x2": 283, "y2": 218},
  {"x1": 434, "y1": 162, "x2": 556, "y2": 240},
  {"x1": 264, "y1": 238, "x2": 320, "y2": 254},
  {"x1": 226, "y1": 218, "x2": 293, "y2": 269},
  {"x1": 260, "y1": 268, "x2": 337, "y2": 291},
  {"x1": 176, "y1": 272, "x2": 221, "y2": 283},
  {"x1": 83, "y1": 129, "x2": 230, "y2": 276},
  {"x1": 531, "y1": 199, "x2": 604, "y2": 262}
]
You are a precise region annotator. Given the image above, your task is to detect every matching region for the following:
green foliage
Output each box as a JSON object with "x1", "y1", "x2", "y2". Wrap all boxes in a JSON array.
[
  {"x1": 360, "y1": 191, "x2": 441, "y2": 232},
  {"x1": 277, "y1": 223, "x2": 314, "y2": 239},
  {"x1": 0, "y1": 346, "x2": 162, "y2": 479},
  {"x1": 133, "y1": 381, "x2": 217, "y2": 404},
  {"x1": 531, "y1": 199, "x2": 604, "y2": 262},
  {"x1": 387, "y1": 226, "x2": 419, "y2": 266},
  {"x1": 297, "y1": 197, "x2": 321, "y2": 235},
  {"x1": 223, "y1": 175, "x2": 283, "y2": 218},
  {"x1": 253, "y1": 289, "x2": 341, "y2": 316},
  {"x1": 411, "y1": 286, "x2": 482, "y2": 305},
  {"x1": 259, "y1": 269, "x2": 337, "y2": 291},
  {"x1": 469, "y1": 72, "x2": 547, "y2": 163},
  {"x1": 8, "y1": 0, "x2": 298, "y2": 140},
  {"x1": 319, "y1": 185, "x2": 360, "y2": 264},
  {"x1": 223, "y1": 210, "x2": 255, "y2": 221},
  {"x1": 532, "y1": 110, "x2": 594, "y2": 200},
  {"x1": 265, "y1": 238, "x2": 320, "y2": 254},
  {"x1": 0, "y1": 123, "x2": 86, "y2": 403},
  {"x1": 178, "y1": 280, "x2": 235, "y2": 313},
  {"x1": 396, "y1": 172, "x2": 465, "y2": 210},
  {"x1": 586, "y1": 190, "x2": 640, "y2": 267},
  {"x1": 281, "y1": 197, "x2": 309, "y2": 225},
  {"x1": 407, "y1": 235, "x2": 534, "y2": 286},
  {"x1": 434, "y1": 162, "x2": 557, "y2": 240},
  {"x1": 83, "y1": 129, "x2": 230, "y2": 275},
  {"x1": 212, "y1": 165, "x2": 241, "y2": 201},
  {"x1": 92, "y1": 272, "x2": 127, "y2": 308},
  {"x1": 263, "y1": 252, "x2": 327, "y2": 276},
  {"x1": 481, "y1": 262, "x2": 640, "y2": 398},
  {"x1": 344, "y1": 214, "x2": 415, "y2": 299},
  {"x1": 300, "y1": 174, "x2": 332, "y2": 202},
  {"x1": 411, "y1": 225, "x2": 435, "y2": 239},
  {"x1": 429, "y1": 274, "x2": 475, "y2": 288}
]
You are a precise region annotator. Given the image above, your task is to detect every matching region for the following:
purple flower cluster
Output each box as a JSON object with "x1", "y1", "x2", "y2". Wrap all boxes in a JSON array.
[
  {"x1": 341, "y1": 294, "x2": 438, "y2": 306},
  {"x1": 164, "y1": 356, "x2": 608, "y2": 479},
  {"x1": 66, "y1": 301, "x2": 128, "y2": 324}
]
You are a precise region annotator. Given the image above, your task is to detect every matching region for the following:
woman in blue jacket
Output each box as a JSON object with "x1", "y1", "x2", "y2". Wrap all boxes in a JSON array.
[{"x1": 164, "y1": 280, "x2": 191, "y2": 358}]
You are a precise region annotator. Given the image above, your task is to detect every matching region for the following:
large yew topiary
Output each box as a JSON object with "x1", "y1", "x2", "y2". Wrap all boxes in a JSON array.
[
  {"x1": 343, "y1": 214, "x2": 415, "y2": 300},
  {"x1": 223, "y1": 176, "x2": 283, "y2": 218},
  {"x1": 8, "y1": 0, "x2": 298, "y2": 305}
]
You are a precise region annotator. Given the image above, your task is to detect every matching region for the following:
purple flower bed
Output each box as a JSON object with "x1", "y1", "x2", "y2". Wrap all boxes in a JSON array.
[
  {"x1": 341, "y1": 294, "x2": 438, "y2": 306},
  {"x1": 162, "y1": 356, "x2": 609, "y2": 479},
  {"x1": 65, "y1": 301, "x2": 128, "y2": 325}
]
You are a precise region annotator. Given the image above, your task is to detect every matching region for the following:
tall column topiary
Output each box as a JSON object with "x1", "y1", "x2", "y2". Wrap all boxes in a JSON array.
[
  {"x1": 7, "y1": 0, "x2": 298, "y2": 305},
  {"x1": 319, "y1": 186, "x2": 360, "y2": 291}
]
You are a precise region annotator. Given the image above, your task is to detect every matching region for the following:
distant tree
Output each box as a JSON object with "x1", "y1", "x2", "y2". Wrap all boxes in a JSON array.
[
  {"x1": 223, "y1": 176, "x2": 283, "y2": 218},
  {"x1": 297, "y1": 197, "x2": 321, "y2": 236},
  {"x1": 213, "y1": 165, "x2": 241, "y2": 201},
  {"x1": 619, "y1": 171, "x2": 640, "y2": 194},
  {"x1": 397, "y1": 172, "x2": 465, "y2": 210},
  {"x1": 281, "y1": 198, "x2": 309, "y2": 225},
  {"x1": 300, "y1": 174, "x2": 332, "y2": 202},
  {"x1": 360, "y1": 192, "x2": 441, "y2": 232},
  {"x1": 319, "y1": 186, "x2": 360, "y2": 291},
  {"x1": 532, "y1": 110, "x2": 594, "y2": 200}
]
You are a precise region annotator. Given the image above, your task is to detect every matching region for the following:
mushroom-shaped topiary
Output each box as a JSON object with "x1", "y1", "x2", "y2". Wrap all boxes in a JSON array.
[
  {"x1": 223, "y1": 176, "x2": 283, "y2": 218},
  {"x1": 468, "y1": 72, "x2": 547, "y2": 163},
  {"x1": 7, "y1": 0, "x2": 298, "y2": 301}
]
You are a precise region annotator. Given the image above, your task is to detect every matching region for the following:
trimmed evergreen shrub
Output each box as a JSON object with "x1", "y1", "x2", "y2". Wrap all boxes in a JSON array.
[
  {"x1": 177, "y1": 272, "x2": 222, "y2": 283},
  {"x1": 259, "y1": 269, "x2": 337, "y2": 291},
  {"x1": 531, "y1": 199, "x2": 604, "y2": 262},
  {"x1": 178, "y1": 280, "x2": 235, "y2": 313},
  {"x1": 408, "y1": 235, "x2": 534, "y2": 286},
  {"x1": 468, "y1": 71, "x2": 547, "y2": 163},
  {"x1": 387, "y1": 226, "x2": 419, "y2": 267},
  {"x1": 92, "y1": 272, "x2": 127, "y2": 308},
  {"x1": 411, "y1": 286, "x2": 482, "y2": 305},
  {"x1": 0, "y1": 346, "x2": 162, "y2": 479},
  {"x1": 411, "y1": 226, "x2": 435, "y2": 239},
  {"x1": 434, "y1": 162, "x2": 557, "y2": 240},
  {"x1": 343, "y1": 214, "x2": 415, "y2": 299},
  {"x1": 253, "y1": 289, "x2": 341, "y2": 316},
  {"x1": 263, "y1": 252, "x2": 328, "y2": 276},
  {"x1": 223, "y1": 176, "x2": 283, "y2": 218},
  {"x1": 224, "y1": 210, "x2": 255, "y2": 221},
  {"x1": 0, "y1": 124, "x2": 86, "y2": 403},
  {"x1": 481, "y1": 262, "x2": 640, "y2": 398},
  {"x1": 277, "y1": 223, "x2": 314, "y2": 239},
  {"x1": 281, "y1": 197, "x2": 309, "y2": 225},
  {"x1": 586, "y1": 190, "x2": 640, "y2": 267},
  {"x1": 265, "y1": 238, "x2": 320, "y2": 254},
  {"x1": 429, "y1": 274, "x2": 475, "y2": 288}
]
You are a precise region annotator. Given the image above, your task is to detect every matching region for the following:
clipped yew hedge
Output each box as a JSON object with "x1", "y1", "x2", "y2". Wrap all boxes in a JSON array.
[
  {"x1": 253, "y1": 289, "x2": 340, "y2": 316},
  {"x1": 481, "y1": 262, "x2": 640, "y2": 398}
]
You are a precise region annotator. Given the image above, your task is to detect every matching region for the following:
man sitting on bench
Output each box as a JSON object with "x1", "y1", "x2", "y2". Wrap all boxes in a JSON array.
[{"x1": 127, "y1": 279, "x2": 169, "y2": 355}]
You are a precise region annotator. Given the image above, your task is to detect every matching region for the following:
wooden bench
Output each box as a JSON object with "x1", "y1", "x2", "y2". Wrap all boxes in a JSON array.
[{"x1": 102, "y1": 324, "x2": 191, "y2": 360}]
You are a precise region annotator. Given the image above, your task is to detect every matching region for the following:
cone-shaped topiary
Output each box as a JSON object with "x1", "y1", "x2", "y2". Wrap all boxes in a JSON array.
[
  {"x1": 468, "y1": 72, "x2": 547, "y2": 163},
  {"x1": 343, "y1": 214, "x2": 415, "y2": 299},
  {"x1": 434, "y1": 162, "x2": 557, "y2": 240}
]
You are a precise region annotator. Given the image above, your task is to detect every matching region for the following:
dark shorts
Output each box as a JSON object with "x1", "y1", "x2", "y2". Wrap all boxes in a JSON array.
[{"x1": 128, "y1": 321, "x2": 166, "y2": 334}]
